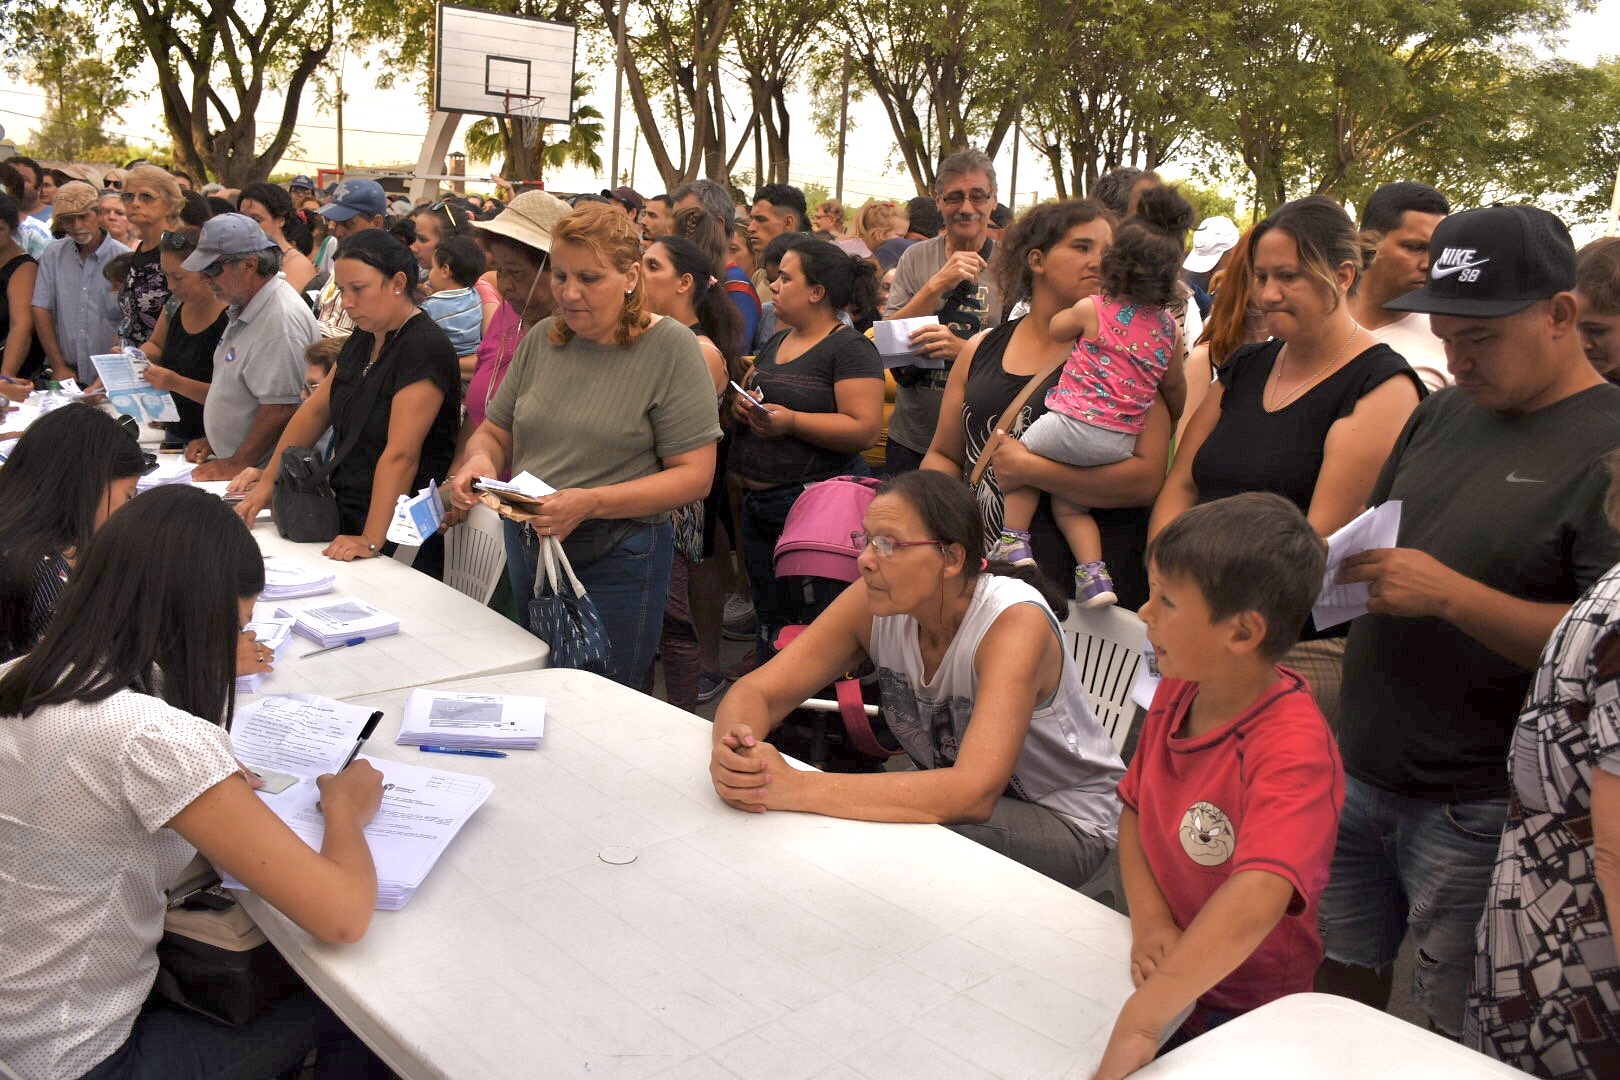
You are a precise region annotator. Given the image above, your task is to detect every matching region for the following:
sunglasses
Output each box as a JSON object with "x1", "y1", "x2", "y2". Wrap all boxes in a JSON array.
[
  {"x1": 119, "y1": 190, "x2": 160, "y2": 204},
  {"x1": 200, "y1": 256, "x2": 244, "y2": 279},
  {"x1": 158, "y1": 230, "x2": 196, "y2": 254}
]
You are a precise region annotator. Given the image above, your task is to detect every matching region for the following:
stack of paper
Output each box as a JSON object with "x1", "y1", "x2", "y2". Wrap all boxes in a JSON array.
[
  {"x1": 259, "y1": 555, "x2": 336, "y2": 600},
  {"x1": 395, "y1": 688, "x2": 546, "y2": 750},
  {"x1": 222, "y1": 695, "x2": 492, "y2": 909},
  {"x1": 872, "y1": 316, "x2": 946, "y2": 370},
  {"x1": 276, "y1": 595, "x2": 400, "y2": 647},
  {"x1": 135, "y1": 455, "x2": 194, "y2": 492},
  {"x1": 235, "y1": 616, "x2": 295, "y2": 694},
  {"x1": 1313, "y1": 501, "x2": 1403, "y2": 630}
]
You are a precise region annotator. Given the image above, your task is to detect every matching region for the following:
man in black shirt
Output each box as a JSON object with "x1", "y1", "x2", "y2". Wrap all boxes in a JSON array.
[{"x1": 1318, "y1": 205, "x2": 1620, "y2": 1036}]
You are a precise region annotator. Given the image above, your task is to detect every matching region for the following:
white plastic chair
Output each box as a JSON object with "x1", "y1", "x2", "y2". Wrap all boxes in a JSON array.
[
  {"x1": 1060, "y1": 603, "x2": 1147, "y2": 755},
  {"x1": 444, "y1": 504, "x2": 508, "y2": 604}
]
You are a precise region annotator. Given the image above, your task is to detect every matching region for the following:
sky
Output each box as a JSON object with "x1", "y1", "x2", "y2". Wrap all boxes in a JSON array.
[{"x1": 0, "y1": 2, "x2": 1614, "y2": 215}]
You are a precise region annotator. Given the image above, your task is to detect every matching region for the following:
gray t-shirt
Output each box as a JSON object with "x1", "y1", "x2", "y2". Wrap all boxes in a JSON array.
[
  {"x1": 485, "y1": 316, "x2": 722, "y2": 523},
  {"x1": 204, "y1": 277, "x2": 319, "y2": 459},
  {"x1": 881, "y1": 235, "x2": 1002, "y2": 454}
]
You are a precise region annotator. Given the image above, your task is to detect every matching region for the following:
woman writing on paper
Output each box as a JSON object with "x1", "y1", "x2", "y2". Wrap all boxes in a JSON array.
[
  {"x1": 447, "y1": 204, "x2": 722, "y2": 690},
  {"x1": 0, "y1": 486, "x2": 391, "y2": 1080},
  {"x1": 235, "y1": 230, "x2": 462, "y2": 576},
  {"x1": 710, "y1": 470, "x2": 1123, "y2": 888}
]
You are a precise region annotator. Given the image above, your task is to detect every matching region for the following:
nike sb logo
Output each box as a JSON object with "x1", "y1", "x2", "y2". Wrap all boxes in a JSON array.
[
  {"x1": 1432, "y1": 247, "x2": 1490, "y2": 282},
  {"x1": 1506, "y1": 472, "x2": 1545, "y2": 483}
]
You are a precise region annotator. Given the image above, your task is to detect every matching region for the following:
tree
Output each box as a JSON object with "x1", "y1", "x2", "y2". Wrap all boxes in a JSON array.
[
  {"x1": 0, "y1": 0, "x2": 337, "y2": 185},
  {"x1": 721, "y1": 0, "x2": 836, "y2": 184},
  {"x1": 2, "y1": 6, "x2": 133, "y2": 161},
  {"x1": 463, "y1": 72, "x2": 606, "y2": 183},
  {"x1": 809, "y1": 0, "x2": 1023, "y2": 193}
]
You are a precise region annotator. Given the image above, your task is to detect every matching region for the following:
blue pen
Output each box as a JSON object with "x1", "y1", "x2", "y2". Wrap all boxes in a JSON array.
[
  {"x1": 300, "y1": 636, "x2": 367, "y2": 659},
  {"x1": 418, "y1": 746, "x2": 508, "y2": 758}
]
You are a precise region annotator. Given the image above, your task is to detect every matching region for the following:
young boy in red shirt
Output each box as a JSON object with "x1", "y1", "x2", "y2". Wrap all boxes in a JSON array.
[{"x1": 1094, "y1": 492, "x2": 1345, "y2": 1080}]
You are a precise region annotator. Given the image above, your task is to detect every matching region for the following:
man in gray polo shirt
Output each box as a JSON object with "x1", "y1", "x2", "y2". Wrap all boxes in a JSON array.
[{"x1": 182, "y1": 213, "x2": 317, "y2": 481}]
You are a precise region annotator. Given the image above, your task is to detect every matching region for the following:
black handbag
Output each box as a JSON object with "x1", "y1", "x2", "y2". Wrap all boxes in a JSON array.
[
  {"x1": 272, "y1": 349, "x2": 389, "y2": 543},
  {"x1": 153, "y1": 855, "x2": 302, "y2": 1026}
]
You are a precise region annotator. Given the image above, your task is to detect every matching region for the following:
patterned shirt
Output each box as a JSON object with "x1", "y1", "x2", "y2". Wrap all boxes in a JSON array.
[
  {"x1": 1046, "y1": 293, "x2": 1176, "y2": 435},
  {"x1": 1467, "y1": 561, "x2": 1620, "y2": 1076},
  {"x1": 117, "y1": 245, "x2": 168, "y2": 347}
]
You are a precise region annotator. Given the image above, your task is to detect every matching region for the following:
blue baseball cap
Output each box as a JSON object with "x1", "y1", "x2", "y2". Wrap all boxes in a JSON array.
[
  {"x1": 289, "y1": 175, "x2": 315, "y2": 191},
  {"x1": 180, "y1": 213, "x2": 275, "y2": 272},
  {"x1": 316, "y1": 178, "x2": 387, "y2": 223}
]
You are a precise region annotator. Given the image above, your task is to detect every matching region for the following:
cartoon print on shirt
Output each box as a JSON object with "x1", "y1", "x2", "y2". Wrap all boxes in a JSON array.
[{"x1": 1179, "y1": 800, "x2": 1236, "y2": 866}]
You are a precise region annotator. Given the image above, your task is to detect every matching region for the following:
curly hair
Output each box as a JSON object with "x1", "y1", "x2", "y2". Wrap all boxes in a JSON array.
[
  {"x1": 547, "y1": 203, "x2": 650, "y2": 347},
  {"x1": 1099, "y1": 184, "x2": 1197, "y2": 308},
  {"x1": 992, "y1": 198, "x2": 1116, "y2": 306}
]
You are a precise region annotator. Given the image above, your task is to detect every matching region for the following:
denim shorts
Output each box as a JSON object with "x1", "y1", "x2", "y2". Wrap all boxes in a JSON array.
[{"x1": 1318, "y1": 775, "x2": 1507, "y2": 1037}]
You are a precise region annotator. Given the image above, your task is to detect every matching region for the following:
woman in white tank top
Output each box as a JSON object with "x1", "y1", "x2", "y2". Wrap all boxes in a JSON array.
[{"x1": 709, "y1": 470, "x2": 1124, "y2": 888}]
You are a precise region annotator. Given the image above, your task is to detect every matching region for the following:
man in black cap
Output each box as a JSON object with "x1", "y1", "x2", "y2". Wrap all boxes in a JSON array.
[{"x1": 1317, "y1": 205, "x2": 1620, "y2": 1036}]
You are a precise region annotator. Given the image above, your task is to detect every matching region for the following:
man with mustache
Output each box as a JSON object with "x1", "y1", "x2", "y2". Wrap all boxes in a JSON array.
[
  {"x1": 29, "y1": 181, "x2": 128, "y2": 384},
  {"x1": 883, "y1": 149, "x2": 1005, "y2": 474}
]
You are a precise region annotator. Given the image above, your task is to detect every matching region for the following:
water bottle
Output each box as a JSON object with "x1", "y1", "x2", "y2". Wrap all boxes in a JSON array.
[{"x1": 37, "y1": 380, "x2": 68, "y2": 415}]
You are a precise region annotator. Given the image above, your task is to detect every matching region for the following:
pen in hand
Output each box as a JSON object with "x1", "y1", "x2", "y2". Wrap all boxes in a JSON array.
[{"x1": 339, "y1": 711, "x2": 385, "y2": 771}]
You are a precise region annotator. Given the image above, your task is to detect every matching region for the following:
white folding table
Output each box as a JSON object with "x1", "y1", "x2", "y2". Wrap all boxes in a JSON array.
[{"x1": 238, "y1": 669, "x2": 1139, "y2": 1080}]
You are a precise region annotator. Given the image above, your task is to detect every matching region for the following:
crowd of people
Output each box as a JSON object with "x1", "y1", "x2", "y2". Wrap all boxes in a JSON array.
[{"x1": 2, "y1": 142, "x2": 1619, "y2": 1080}]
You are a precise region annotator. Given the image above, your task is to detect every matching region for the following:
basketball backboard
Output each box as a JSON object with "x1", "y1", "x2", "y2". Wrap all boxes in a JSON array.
[{"x1": 434, "y1": 2, "x2": 577, "y2": 124}]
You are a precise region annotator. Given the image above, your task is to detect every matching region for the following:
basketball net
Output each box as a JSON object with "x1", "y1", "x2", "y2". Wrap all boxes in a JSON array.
[{"x1": 504, "y1": 92, "x2": 547, "y2": 166}]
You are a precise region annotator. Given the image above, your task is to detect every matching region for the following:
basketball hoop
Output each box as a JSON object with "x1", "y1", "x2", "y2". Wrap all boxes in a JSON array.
[{"x1": 504, "y1": 92, "x2": 548, "y2": 161}]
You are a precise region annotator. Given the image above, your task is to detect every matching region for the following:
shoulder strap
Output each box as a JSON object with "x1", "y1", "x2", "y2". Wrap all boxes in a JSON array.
[
  {"x1": 321, "y1": 340, "x2": 391, "y2": 476},
  {"x1": 967, "y1": 348, "x2": 1070, "y2": 487}
]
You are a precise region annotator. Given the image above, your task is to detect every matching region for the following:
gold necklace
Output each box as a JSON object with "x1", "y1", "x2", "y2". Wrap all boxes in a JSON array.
[{"x1": 1267, "y1": 324, "x2": 1362, "y2": 410}]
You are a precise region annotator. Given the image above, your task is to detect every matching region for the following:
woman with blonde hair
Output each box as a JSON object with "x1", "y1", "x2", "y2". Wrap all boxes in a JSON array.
[
  {"x1": 117, "y1": 164, "x2": 185, "y2": 347},
  {"x1": 837, "y1": 199, "x2": 904, "y2": 260},
  {"x1": 448, "y1": 204, "x2": 723, "y2": 688}
]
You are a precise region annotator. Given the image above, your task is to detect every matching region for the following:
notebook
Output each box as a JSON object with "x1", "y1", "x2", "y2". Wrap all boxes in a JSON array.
[
  {"x1": 395, "y1": 689, "x2": 546, "y2": 750},
  {"x1": 259, "y1": 555, "x2": 337, "y2": 600},
  {"x1": 275, "y1": 595, "x2": 400, "y2": 648}
]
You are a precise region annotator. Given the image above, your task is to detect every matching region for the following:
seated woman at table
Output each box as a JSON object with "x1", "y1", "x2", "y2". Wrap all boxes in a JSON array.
[
  {"x1": 0, "y1": 404, "x2": 149, "y2": 662},
  {"x1": 448, "y1": 203, "x2": 722, "y2": 691},
  {"x1": 0, "y1": 486, "x2": 390, "y2": 1080},
  {"x1": 235, "y1": 229, "x2": 462, "y2": 578},
  {"x1": 710, "y1": 469, "x2": 1125, "y2": 889}
]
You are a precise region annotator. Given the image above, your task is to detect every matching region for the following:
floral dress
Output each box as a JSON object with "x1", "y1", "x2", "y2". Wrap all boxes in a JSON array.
[{"x1": 1466, "y1": 562, "x2": 1620, "y2": 1078}]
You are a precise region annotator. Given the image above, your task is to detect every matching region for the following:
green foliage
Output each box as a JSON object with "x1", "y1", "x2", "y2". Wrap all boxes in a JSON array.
[
  {"x1": 2, "y1": 6, "x2": 134, "y2": 161},
  {"x1": 1174, "y1": 181, "x2": 1238, "y2": 228},
  {"x1": 800, "y1": 181, "x2": 831, "y2": 213},
  {"x1": 462, "y1": 72, "x2": 604, "y2": 182}
]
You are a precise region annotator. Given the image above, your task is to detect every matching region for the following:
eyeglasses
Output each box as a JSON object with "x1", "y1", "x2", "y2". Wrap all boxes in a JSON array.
[
  {"x1": 199, "y1": 256, "x2": 244, "y2": 279},
  {"x1": 119, "y1": 190, "x2": 160, "y2": 204},
  {"x1": 303, "y1": 380, "x2": 324, "y2": 394},
  {"x1": 939, "y1": 190, "x2": 993, "y2": 207},
  {"x1": 850, "y1": 531, "x2": 943, "y2": 558},
  {"x1": 428, "y1": 199, "x2": 462, "y2": 227}
]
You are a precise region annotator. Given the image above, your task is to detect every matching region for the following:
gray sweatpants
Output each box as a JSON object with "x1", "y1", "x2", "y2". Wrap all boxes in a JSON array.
[{"x1": 949, "y1": 796, "x2": 1113, "y2": 890}]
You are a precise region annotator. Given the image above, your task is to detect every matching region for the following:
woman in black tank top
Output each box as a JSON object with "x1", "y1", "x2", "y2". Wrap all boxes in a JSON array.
[
  {"x1": 1150, "y1": 196, "x2": 1425, "y2": 726},
  {"x1": 922, "y1": 199, "x2": 1173, "y2": 610},
  {"x1": 0, "y1": 201, "x2": 46, "y2": 383}
]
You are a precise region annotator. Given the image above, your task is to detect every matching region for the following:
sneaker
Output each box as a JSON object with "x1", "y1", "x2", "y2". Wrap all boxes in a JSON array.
[
  {"x1": 1075, "y1": 561, "x2": 1118, "y2": 609},
  {"x1": 696, "y1": 669, "x2": 730, "y2": 704},
  {"x1": 988, "y1": 530, "x2": 1037, "y2": 566},
  {"x1": 722, "y1": 594, "x2": 757, "y2": 640}
]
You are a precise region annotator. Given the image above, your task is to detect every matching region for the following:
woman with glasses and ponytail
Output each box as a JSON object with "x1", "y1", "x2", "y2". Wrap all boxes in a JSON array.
[{"x1": 709, "y1": 469, "x2": 1123, "y2": 889}]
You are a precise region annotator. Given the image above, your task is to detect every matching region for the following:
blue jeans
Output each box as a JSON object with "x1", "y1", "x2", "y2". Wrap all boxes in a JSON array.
[
  {"x1": 1318, "y1": 775, "x2": 1508, "y2": 1037},
  {"x1": 504, "y1": 517, "x2": 673, "y2": 690},
  {"x1": 79, "y1": 989, "x2": 389, "y2": 1079},
  {"x1": 740, "y1": 483, "x2": 850, "y2": 661}
]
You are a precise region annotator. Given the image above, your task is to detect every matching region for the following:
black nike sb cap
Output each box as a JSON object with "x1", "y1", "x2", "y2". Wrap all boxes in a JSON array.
[{"x1": 1386, "y1": 203, "x2": 1577, "y2": 318}]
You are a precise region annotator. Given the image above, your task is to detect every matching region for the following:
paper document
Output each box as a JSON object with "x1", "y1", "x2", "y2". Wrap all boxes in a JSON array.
[
  {"x1": 476, "y1": 471, "x2": 554, "y2": 499},
  {"x1": 236, "y1": 617, "x2": 295, "y2": 694},
  {"x1": 276, "y1": 595, "x2": 400, "y2": 647},
  {"x1": 872, "y1": 316, "x2": 945, "y2": 369},
  {"x1": 220, "y1": 754, "x2": 493, "y2": 909},
  {"x1": 91, "y1": 352, "x2": 181, "y2": 423},
  {"x1": 386, "y1": 479, "x2": 444, "y2": 547},
  {"x1": 135, "y1": 455, "x2": 193, "y2": 492},
  {"x1": 1313, "y1": 501, "x2": 1403, "y2": 630},
  {"x1": 728, "y1": 379, "x2": 769, "y2": 412},
  {"x1": 260, "y1": 555, "x2": 337, "y2": 600},
  {"x1": 230, "y1": 693, "x2": 380, "y2": 777},
  {"x1": 396, "y1": 689, "x2": 546, "y2": 749}
]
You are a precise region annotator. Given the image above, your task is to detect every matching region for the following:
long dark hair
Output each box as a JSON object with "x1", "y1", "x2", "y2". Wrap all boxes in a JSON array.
[
  {"x1": 0, "y1": 406, "x2": 150, "y2": 660},
  {"x1": 0, "y1": 486, "x2": 265, "y2": 725},
  {"x1": 993, "y1": 198, "x2": 1116, "y2": 307},
  {"x1": 791, "y1": 239, "x2": 879, "y2": 312},
  {"x1": 652, "y1": 235, "x2": 744, "y2": 377},
  {"x1": 874, "y1": 470, "x2": 1069, "y2": 610},
  {"x1": 240, "y1": 181, "x2": 312, "y2": 255},
  {"x1": 336, "y1": 228, "x2": 419, "y2": 296}
]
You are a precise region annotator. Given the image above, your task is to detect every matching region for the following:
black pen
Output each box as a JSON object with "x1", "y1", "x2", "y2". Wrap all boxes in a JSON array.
[{"x1": 339, "y1": 711, "x2": 385, "y2": 771}]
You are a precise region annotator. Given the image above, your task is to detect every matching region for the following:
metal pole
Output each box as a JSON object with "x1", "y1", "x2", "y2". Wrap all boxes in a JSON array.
[
  {"x1": 1008, "y1": 106, "x2": 1020, "y2": 213},
  {"x1": 834, "y1": 54, "x2": 850, "y2": 202},
  {"x1": 611, "y1": 0, "x2": 628, "y2": 188}
]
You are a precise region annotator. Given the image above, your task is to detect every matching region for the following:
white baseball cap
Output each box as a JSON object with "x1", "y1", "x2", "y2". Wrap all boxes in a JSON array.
[{"x1": 1185, "y1": 216, "x2": 1241, "y2": 273}]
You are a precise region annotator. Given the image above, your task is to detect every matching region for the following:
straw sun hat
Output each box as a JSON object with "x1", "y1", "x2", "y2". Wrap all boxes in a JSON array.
[{"x1": 472, "y1": 189, "x2": 571, "y2": 255}]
